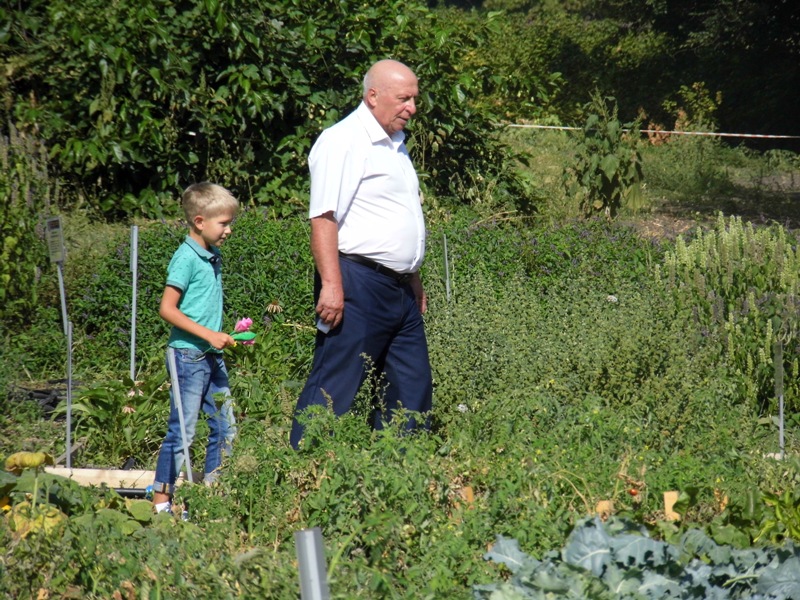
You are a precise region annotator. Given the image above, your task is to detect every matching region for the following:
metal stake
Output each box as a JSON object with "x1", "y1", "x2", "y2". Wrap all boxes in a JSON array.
[
  {"x1": 774, "y1": 340, "x2": 785, "y2": 460},
  {"x1": 295, "y1": 527, "x2": 330, "y2": 600},
  {"x1": 57, "y1": 262, "x2": 68, "y2": 336},
  {"x1": 166, "y1": 348, "x2": 193, "y2": 483},
  {"x1": 130, "y1": 226, "x2": 139, "y2": 381},
  {"x1": 443, "y1": 233, "x2": 451, "y2": 302},
  {"x1": 66, "y1": 321, "x2": 73, "y2": 469}
]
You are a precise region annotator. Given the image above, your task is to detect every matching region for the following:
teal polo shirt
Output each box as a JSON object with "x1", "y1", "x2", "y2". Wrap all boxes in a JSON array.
[{"x1": 165, "y1": 236, "x2": 224, "y2": 353}]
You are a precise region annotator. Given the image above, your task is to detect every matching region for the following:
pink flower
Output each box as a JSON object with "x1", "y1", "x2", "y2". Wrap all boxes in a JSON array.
[
  {"x1": 234, "y1": 317, "x2": 253, "y2": 332},
  {"x1": 241, "y1": 339, "x2": 255, "y2": 346}
]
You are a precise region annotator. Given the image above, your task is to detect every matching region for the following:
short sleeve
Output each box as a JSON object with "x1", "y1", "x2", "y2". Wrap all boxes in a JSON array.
[
  {"x1": 308, "y1": 126, "x2": 364, "y2": 220},
  {"x1": 166, "y1": 247, "x2": 193, "y2": 292}
]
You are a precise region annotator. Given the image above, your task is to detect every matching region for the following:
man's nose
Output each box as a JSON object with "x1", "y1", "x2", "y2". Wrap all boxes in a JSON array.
[{"x1": 406, "y1": 98, "x2": 417, "y2": 115}]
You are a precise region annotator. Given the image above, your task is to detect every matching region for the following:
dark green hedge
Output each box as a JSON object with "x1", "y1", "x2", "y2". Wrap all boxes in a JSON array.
[
  {"x1": 68, "y1": 211, "x2": 315, "y2": 368},
  {"x1": 1, "y1": 0, "x2": 525, "y2": 217}
]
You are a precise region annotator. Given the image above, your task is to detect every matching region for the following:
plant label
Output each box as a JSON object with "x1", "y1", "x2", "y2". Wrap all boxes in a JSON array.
[{"x1": 46, "y1": 216, "x2": 66, "y2": 264}]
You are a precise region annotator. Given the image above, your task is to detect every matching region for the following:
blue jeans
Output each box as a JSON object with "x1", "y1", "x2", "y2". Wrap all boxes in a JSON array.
[{"x1": 153, "y1": 347, "x2": 236, "y2": 494}]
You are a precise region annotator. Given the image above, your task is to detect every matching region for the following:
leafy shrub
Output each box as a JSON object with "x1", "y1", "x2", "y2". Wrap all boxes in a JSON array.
[
  {"x1": 656, "y1": 214, "x2": 800, "y2": 412},
  {"x1": 493, "y1": 126, "x2": 582, "y2": 222},
  {"x1": 473, "y1": 1, "x2": 679, "y2": 126},
  {"x1": 0, "y1": 466, "x2": 301, "y2": 597},
  {"x1": 53, "y1": 375, "x2": 171, "y2": 468},
  {"x1": 424, "y1": 213, "x2": 662, "y2": 298},
  {"x1": 0, "y1": 306, "x2": 68, "y2": 400},
  {"x1": 184, "y1": 413, "x2": 507, "y2": 595},
  {"x1": 563, "y1": 93, "x2": 645, "y2": 218},
  {"x1": 641, "y1": 134, "x2": 737, "y2": 201},
  {"x1": 0, "y1": 389, "x2": 64, "y2": 461},
  {"x1": 220, "y1": 211, "x2": 314, "y2": 329},
  {"x1": 661, "y1": 81, "x2": 723, "y2": 133},
  {"x1": 476, "y1": 517, "x2": 800, "y2": 599},
  {"x1": 426, "y1": 264, "x2": 749, "y2": 456},
  {"x1": 424, "y1": 217, "x2": 755, "y2": 542},
  {"x1": 0, "y1": 125, "x2": 53, "y2": 323},
  {"x1": 67, "y1": 210, "x2": 315, "y2": 375},
  {"x1": 712, "y1": 458, "x2": 800, "y2": 547},
  {"x1": 68, "y1": 219, "x2": 184, "y2": 371},
  {"x1": 518, "y1": 218, "x2": 660, "y2": 289},
  {"x1": 225, "y1": 315, "x2": 306, "y2": 423},
  {"x1": 2, "y1": 0, "x2": 524, "y2": 217},
  {"x1": 449, "y1": 5, "x2": 566, "y2": 120}
]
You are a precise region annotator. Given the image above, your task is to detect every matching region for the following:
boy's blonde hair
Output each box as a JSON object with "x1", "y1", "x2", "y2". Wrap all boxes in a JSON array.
[{"x1": 182, "y1": 182, "x2": 239, "y2": 222}]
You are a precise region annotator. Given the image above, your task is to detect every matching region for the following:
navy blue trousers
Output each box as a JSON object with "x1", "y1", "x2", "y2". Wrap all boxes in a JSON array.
[{"x1": 290, "y1": 256, "x2": 432, "y2": 448}]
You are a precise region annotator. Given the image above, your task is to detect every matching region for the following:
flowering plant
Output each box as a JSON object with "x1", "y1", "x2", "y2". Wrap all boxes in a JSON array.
[
  {"x1": 234, "y1": 317, "x2": 253, "y2": 332},
  {"x1": 231, "y1": 317, "x2": 255, "y2": 345}
]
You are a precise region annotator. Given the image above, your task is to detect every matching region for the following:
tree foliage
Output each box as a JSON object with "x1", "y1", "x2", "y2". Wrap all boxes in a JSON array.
[
  {"x1": 676, "y1": 0, "x2": 800, "y2": 138},
  {"x1": 460, "y1": 0, "x2": 798, "y2": 143},
  {"x1": 1, "y1": 0, "x2": 796, "y2": 220},
  {"x1": 0, "y1": 124, "x2": 52, "y2": 323},
  {"x1": 0, "y1": 0, "x2": 522, "y2": 218}
]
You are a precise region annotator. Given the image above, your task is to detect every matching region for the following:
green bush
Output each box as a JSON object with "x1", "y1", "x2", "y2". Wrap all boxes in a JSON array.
[
  {"x1": 0, "y1": 481, "x2": 301, "y2": 597},
  {"x1": 53, "y1": 374, "x2": 170, "y2": 468},
  {"x1": 68, "y1": 219, "x2": 184, "y2": 372},
  {"x1": 452, "y1": 6, "x2": 565, "y2": 121},
  {"x1": 0, "y1": 125, "x2": 53, "y2": 323},
  {"x1": 423, "y1": 216, "x2": 756, "y2": 536},
  {"x1": 424, "y1": 213, "x2": 661, "y2": 296},
  {"x1": 2, "y1": 0, "x2": 525, "y2": 217},
  {"x1": 657, "y1": 213, "x2": 800, "y2": 413},
  {"x1": 641, "y1": 134, "x2": 737, "y2": 202},
  {"x1": 66, "y1": 210, "x2": 315, "y2": 374},
  {"x1": 468, "y1": 1, "x2": 679, "y2": 126},
  {"x1": 563, "y1": 93, "x2": 645, "y2": 218},
  {"x1": 426, "y1": 265, "x2": 749, "y2": 454}
]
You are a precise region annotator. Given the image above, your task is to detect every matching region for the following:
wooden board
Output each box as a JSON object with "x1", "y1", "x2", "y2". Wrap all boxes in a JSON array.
[{"x1": 44, "y1": 468, "x2": 191, "y2": 490}]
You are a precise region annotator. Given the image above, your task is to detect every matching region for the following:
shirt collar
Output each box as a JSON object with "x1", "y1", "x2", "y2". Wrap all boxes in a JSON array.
[
  {"x1": 356, "y1": 101, "x2": 406, "y2": 146},
  {"x1": 184, "y1": 235, "x2": 221, "y2": 264}
]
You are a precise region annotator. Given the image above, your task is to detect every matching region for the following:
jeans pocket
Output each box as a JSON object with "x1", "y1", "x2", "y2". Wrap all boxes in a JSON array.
[{"x1": 174, "y1": 347, "x2": 207, "y2": 364}]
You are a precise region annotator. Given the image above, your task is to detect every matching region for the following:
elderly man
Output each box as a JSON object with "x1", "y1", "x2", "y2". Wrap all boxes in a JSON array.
[{"x1": 290, "y1": 59, "x2": 432, "y2": 449}]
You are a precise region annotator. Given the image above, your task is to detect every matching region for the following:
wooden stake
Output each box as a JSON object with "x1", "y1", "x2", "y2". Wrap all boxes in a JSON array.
[{"x1": 663, "y1": 491, "x2": 680, "y2": 521}]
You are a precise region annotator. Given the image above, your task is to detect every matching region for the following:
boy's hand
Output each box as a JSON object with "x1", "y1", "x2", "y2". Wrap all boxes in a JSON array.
[
  {"x1": 208, "y1": 331, "x2": 235, "y2": 350},
  {"x1": 160, "y1": 286, "x2": 235, "y2": 350}
]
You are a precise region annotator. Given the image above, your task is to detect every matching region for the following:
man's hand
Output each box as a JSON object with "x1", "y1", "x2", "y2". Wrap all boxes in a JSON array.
[{"x1": 316, "y1": 283, "x2": 344, "y2": 330}]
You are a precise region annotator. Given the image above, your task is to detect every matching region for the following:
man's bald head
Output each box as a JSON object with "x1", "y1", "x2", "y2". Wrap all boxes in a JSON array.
[{"x1": 362, "y1": 60, "x2": 419, "y2": 136}]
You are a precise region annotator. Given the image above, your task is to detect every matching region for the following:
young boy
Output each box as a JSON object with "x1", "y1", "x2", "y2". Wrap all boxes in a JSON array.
[{"x1": 151, "y1": 182, "x2": 239, "y2": 514}]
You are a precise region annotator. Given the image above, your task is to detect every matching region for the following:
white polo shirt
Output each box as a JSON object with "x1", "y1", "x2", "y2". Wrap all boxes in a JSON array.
[{"x1": 308, "y1": 102, "x2": 426, "y2": 274}]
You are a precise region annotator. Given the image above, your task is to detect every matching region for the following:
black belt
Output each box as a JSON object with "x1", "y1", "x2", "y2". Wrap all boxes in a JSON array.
[{"x1": 339, "y1": 253, "x2": 414, "y2": 284}]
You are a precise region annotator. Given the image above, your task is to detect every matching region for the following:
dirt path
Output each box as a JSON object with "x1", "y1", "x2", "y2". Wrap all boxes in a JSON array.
[{"x1": 630, "y1": 170, "x2": 800, "y2": 240}]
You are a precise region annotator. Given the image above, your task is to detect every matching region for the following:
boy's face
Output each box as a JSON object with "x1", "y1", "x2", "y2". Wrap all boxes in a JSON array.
[{"x1": 194, "y1": 211, "x2": 235, "y2": 249}]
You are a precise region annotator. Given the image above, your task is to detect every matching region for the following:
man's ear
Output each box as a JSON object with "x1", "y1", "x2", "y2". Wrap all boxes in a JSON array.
[
  {"x1": 365, "y1": 88, "x2": 378, "y2": 109},
  {"x1": 193, "y1": 215, "x2": 205, "y2": 230}
]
